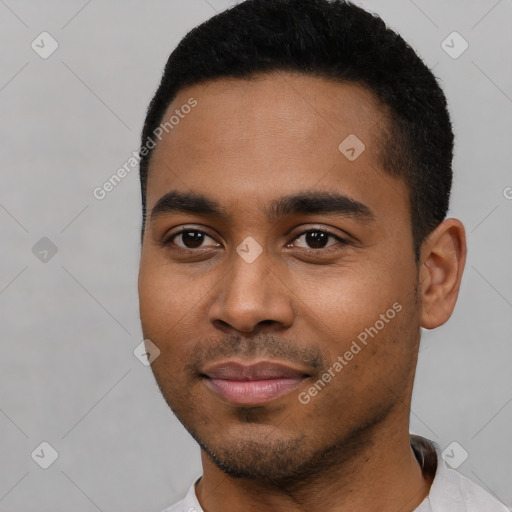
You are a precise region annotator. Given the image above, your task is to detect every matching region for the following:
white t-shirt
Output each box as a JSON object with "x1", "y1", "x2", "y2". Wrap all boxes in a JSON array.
[{"x1": 162, "y1": 435, "x2": 510, "y2": 512}]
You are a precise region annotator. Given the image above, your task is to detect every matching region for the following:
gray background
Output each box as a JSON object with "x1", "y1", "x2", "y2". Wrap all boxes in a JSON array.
[{"x1": 1, "y1": 0, "x2": 511, "y2": 510}]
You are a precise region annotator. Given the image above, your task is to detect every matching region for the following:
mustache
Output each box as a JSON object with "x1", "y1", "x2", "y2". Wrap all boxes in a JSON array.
[{"x1": 184, "y1": 333, "x2": 326, "y2": 375}]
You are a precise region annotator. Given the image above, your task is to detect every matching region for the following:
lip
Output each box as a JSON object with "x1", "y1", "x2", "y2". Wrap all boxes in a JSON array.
[{"x1": 201, "y1": 360, "x2": 310, "y2": 406}]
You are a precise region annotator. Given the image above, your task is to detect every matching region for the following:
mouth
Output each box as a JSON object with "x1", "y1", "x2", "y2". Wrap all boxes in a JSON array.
[{"x1": 201, "y1": 360, "x2": 311, "y2": 406}]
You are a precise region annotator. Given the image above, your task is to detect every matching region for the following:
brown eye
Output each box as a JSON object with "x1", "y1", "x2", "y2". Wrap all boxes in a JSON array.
[
  {"x1": 165, "y1": 229, "x2": 220, "y2": 250},
  {"x1": 291, "y1": 229, "x2": 347, "y2": 250}
]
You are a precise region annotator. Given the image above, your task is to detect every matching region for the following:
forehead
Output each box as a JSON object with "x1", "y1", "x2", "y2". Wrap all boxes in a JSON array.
[{"x1": 146, "y1": 72, "x2": 409, "y2": 230}]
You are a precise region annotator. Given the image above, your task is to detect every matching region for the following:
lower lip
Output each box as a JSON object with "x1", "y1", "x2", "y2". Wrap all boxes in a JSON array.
[{"x1": 205, "y1": 377, "x2": 306, "y2": 405}]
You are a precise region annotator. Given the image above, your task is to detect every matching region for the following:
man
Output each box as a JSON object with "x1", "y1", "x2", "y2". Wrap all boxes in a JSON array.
[{"x1": 137, "y1": 1, "x2": 509, "y2": 511}]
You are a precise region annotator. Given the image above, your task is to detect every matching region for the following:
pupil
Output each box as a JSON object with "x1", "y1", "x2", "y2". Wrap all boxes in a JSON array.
[
  {"x1": 183, "y1": 231, "x2": 204, "y2": 248},
  {"x1": 306, "y1": 231, "x2": 327, "y2": 248}
]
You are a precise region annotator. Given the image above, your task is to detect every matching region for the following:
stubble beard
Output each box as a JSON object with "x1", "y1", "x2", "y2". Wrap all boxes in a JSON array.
[{"x1": 165, "y1": 384, "x2": 400, "y2": 492}]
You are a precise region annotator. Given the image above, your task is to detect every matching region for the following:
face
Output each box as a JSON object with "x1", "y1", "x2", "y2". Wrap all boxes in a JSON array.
[{"x1": 138, "y1": 72, "x2": 423, "y2": 480}]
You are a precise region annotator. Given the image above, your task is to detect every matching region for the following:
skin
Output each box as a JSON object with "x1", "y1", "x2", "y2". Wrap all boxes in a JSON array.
[{"x1": 138, "y1": 71, "x2": 467, "y2": 512}]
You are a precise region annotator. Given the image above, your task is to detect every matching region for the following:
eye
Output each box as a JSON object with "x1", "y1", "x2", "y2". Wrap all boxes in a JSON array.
[
  {"x1": 164, "y1": 228, "x2": 220, "y2": 250},
  {"x1": 289, "y1": 229, "x2": 348, "y2": 251},
  {"x1": 161, "y1": 227, "x2": 349, "y2": 253}
]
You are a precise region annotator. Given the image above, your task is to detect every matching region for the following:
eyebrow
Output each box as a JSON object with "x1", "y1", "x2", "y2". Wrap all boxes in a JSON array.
[{"x1": 149, "y1": 190, "x2": 376, "y2": 224}]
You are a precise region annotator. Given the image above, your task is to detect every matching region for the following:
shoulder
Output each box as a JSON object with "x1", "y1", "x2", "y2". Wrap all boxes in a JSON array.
[
  {"x1": 160, "y1": 476, "x2": 203, "y2": 512},
  {"x1": 411, "y1": 434, "x2": 510, "y2": 512},
  {"x1": 442, "y1": 466, "x2": 510, "y2": 511},
  {"x1": 160, "y1": 499, "x2": 185, "y2": 512}
]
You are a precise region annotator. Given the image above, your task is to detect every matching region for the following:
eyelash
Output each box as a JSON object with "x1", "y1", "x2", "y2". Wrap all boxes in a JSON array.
[{"x1": 161, "y1": 227, "x2": 350, "y2": 253}]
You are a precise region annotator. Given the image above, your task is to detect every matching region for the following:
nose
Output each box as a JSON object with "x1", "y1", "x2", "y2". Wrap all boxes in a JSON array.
[{"x1": 207, "y1": 245, "x2": 295, "y2": 334}]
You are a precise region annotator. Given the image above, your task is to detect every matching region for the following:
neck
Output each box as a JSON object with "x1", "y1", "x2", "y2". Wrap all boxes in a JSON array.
[{"x1": 195, "y1": 407, "x2": 433, "y2": 512}]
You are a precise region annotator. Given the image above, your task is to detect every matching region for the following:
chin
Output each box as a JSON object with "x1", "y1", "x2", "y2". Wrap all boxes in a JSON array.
[{"x1": 200, "y1": 435, "x2": 314, "y2": 479}]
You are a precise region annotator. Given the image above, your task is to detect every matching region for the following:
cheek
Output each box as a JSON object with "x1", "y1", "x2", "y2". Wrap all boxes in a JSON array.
[
  {"x1": 139, "y1": 257, "x2": 197, "y2": 325},
  {"x1": 295, "y1": 263, "x2": 396, "y2": 336},
  {"x1": 138, "y1": 258, "x2": 216, "y2": 372},
  {"x1": 294, "y1": 261, "x2": 415, "y2": 383}
]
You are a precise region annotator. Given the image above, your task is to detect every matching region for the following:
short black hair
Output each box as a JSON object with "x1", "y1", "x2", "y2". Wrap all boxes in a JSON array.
[{"x1": 139, "y1": 0, "x2": 454, "y2": 262}]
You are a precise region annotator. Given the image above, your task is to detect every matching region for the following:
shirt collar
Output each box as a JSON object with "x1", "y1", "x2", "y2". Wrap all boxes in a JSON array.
[{"x1": 182, "y1": 434, "x2": 503, "y2": 512}]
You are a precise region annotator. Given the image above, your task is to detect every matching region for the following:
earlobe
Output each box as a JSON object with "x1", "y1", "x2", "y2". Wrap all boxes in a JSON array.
[{"x1": 419, "y1": 218, "x2": 467, "y2": 330}]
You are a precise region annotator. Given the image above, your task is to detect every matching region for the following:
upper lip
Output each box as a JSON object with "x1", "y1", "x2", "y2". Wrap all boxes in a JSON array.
[{"x1": 201, "y1": 360, "x2": 310, "y2": 381}]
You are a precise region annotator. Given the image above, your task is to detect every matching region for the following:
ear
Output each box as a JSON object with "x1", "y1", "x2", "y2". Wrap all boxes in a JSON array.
[{"x1": 418, "y1": 218, "x2": 467, "y2": 329}]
